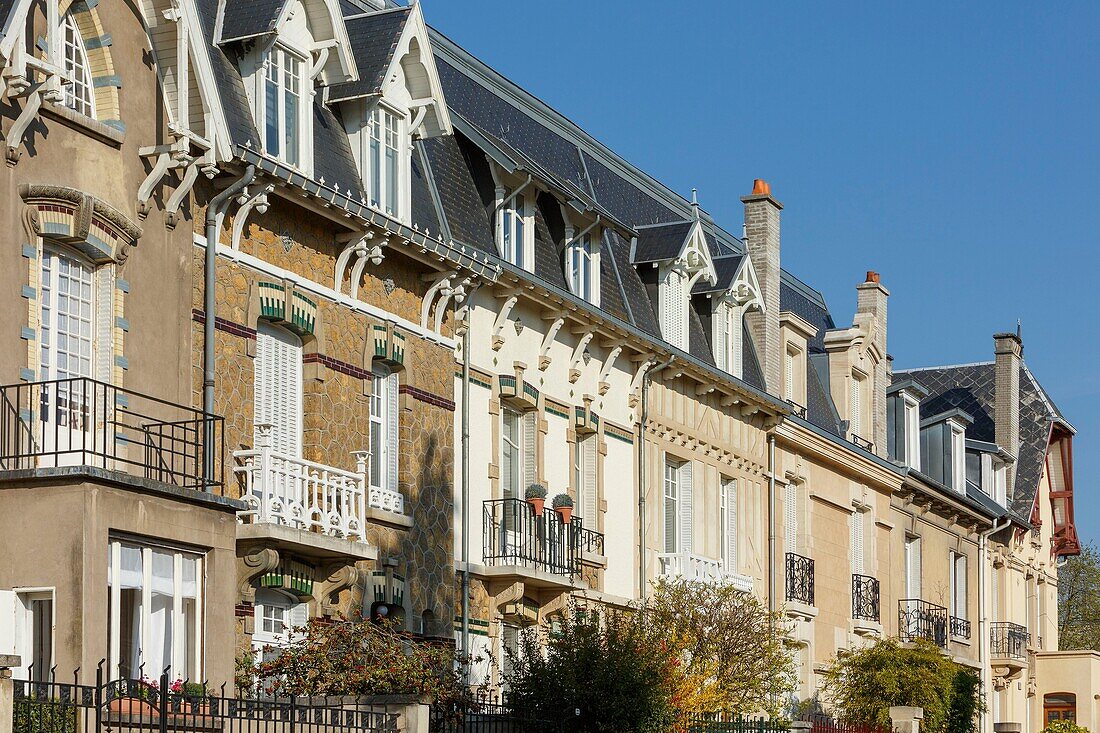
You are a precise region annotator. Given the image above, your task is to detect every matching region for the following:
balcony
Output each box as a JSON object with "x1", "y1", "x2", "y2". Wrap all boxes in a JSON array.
[
  {"x1": 658, "y1": 552, "x2": 754, "y2": 592},
  {"x1": 483, "y1": 498, "x2": 603, "y2": 578},
  {"x1": 990, "y1": 622, "x2": 1030, "y2": 661},
  {"x1": 851, "y1": 574, "x2": 880, "y2": 622},
  {"x1": 898, "y1": 599, "x2": 948, "y2": 647},
  {"x1": 785, "y1": 553, "x2": 815, "y2": 606},
  {"x1": 234, "y1": 429, "x2": 406, "y2": 545},
  {"x1": 950, "y1": 616, "x2": 972, "y2": 641},
  {"x1": 0, "y1": 377, "x2": 223, "y2": 490}
]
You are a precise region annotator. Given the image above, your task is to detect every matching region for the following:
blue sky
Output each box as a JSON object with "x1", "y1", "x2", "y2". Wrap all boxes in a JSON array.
[{"x1": 422, "y1": 1, "x2": 1099, "y2": 543}]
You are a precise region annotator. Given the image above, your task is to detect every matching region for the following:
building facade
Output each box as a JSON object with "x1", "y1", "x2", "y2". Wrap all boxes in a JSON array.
[{"x1": 0, "y1": 0, "x2": 1085, "y2": 730}]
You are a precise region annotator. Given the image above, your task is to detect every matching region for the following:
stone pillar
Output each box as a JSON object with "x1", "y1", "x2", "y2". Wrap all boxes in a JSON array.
[
  {"x1": 890, "y1": 706, "x2": 924, "y2": 733},
  {"x1": 0, "y1": 656, "x2": 19, "y2": 733},
  {"x1": 790, "y1": 722, "x2": 812, "y2": 733},
  {"x1": 856, "y1": 271, "x2": 889, "y2": 456},
  {"x1": 994, "y1": 331, "x2": 1022, "y2": 494},
  {"x1": 741, "y1": 179, "x2": 783, "y2": 395}
]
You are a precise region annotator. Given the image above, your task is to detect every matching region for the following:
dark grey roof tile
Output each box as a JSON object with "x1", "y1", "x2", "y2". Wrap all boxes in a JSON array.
[
  {"x1": 195, "y1": 0, "x2": 261, "y2": 148},
  {"x1": 694, "y1": 254, "x2": 745, "y2": 295},
  {"x1": 632, "y1": 221, "x2": 691, "y2": 264},
  {"x1": 312, "y1": 102, "x2": 363, "y2": 200},
  {"x1": 219, "y1": 0, "x2": 287, "y2": 43},
  {"x1": 410, "y1": 144, "x2": 442, "y2": 238},
  {"x1": 780, "y1": 280, "x2": 835, "y2": 354},
  {"x1": 419, "y1": 135, "x2": 494, "y2": 253},
  {"x1": 327, "y1": 8, "x2": 410, "y2": 103}
]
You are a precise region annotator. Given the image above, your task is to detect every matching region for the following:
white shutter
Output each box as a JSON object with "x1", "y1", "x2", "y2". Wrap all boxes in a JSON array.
[
  {"x1": 679, "y1": 461, "x2": 693, "y2": 554},
  {"x1": 661, "y1": 271, "x2": 685, "y2": 350},
  {"x1": 722, "y1": 480, "x2": 737, "y2": 572},
  {"x1": 785, "y1": 350, "x2": 795, "y2": 401},
  {"x1": 255, "y1": 322, "x2": 302, "y2": 456},
  {"x1": 992, "y1": 565, "x2": 1000, "y2": 618},
  {"x1": 850, "y1": 376, "x2": 862, "y2": 437},
  {"x1": 784, "y1": 483, "x2": 798, "y2": 553},
  {"x1": 850, "y1": 511, "x2": 864, "y2": 575},
  {"x1": 522, "y1": 411, "x2": 537, "y2": 489},
  {"x1": 905, "y1": 536, "x2": 921, "y2": 598},
  {"x1": 582, "y1": 435, "x2": 598, "y2": 524},
  {"x1": 954, "y1": 554, "x2": 967, "y2": 619},
  {"x1": 386, "y1": 373, "x2": 399, "y2": 491},
  {"x1": 713, "y1": 304, "x2": 728, "y2": 371},
  {"x1": 730, "y1": 305, "x2": 743, "y2": 378}
]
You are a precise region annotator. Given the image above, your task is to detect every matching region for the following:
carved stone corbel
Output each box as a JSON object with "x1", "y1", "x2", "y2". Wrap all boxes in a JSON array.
[
  {"x1": 237, "y1": 546, "x2": 280, "y2": 604},
  {"x1": 319, "y1": 563, "x2": 361, "y2": 617},
  {"x1": 492, "y1": 581, "x2": 525, "y2": 616}
]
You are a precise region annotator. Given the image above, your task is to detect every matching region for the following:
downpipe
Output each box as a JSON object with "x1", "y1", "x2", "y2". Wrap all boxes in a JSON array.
[
  {"x1": 768, "y1": 433, "x2": 777, "y2": 615},
  {"x1": 202, "y1": 165, "x2": 256, "y2": 485},
  {"x1": 978, "y1": 515, "x2": 1012, "y2": 733},
  {"x1": 459, "y1": 285, "x2": 478, "y2": 681},
  {"x1": 638, "y1": 355, "x2": 675, "y2": 601}
]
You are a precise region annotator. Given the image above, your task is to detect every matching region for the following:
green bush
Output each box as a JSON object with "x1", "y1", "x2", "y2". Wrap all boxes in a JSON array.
[
  {"x1": 1042, "y1": 720, "x2": 1090, "y2": 733},
  {"x1": 821, "y1": 638, "x2": 984, "y2": 733},
  {"x1": 503, "y1": 604, "x2": 677, "y2": 733}
]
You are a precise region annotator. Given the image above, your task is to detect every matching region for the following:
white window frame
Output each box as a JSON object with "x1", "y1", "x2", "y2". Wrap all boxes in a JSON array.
[
  {"x1": 500, "y1": 406, "x2": 535, "y2": 500},
  {"x1": 39, "y1": 245, "x2": 96, "y2": 382},
  {"x1": 949, "y1": 420, "x2": 967, "y2": 493},
  {"x1": 663, "y1": 459, "x2": 680, "y2": 554},
  {"x1": 566, "y1": 231, "x2": 600, "y2": 305},
  {"x1": 256, "y1": 41, "x2": 309, "y2": 172},
  {"x1": 784, "y1": 345, "x2": 799, "y2": 403},
  {"x1": 498, "y1": 193, "x2": 532, "y2": 271},
  {"x1": 10, "y1": 588, "x2": 54, "y2": 682},
  {"x1": 365, "y1": 105, "x2": 405, "y2": 218},
  {"x1": 369, "y1": 363, "x2": 399, "y2": 491},
  {"x1": 59, "y1": 8, "x2": 96, "y2": 118},
  {"x1": 574, "y1": 432, "x2": 598, "y2": 527},
  {"x1": 903, "y1": 394, "x2": 921, "y2": 470},
  {"x1": 107, "y1": 538, "x2": 203, "y2": 681},
  {"x1": 720, "y1": 478, "x2": 737, "y2": 574},
  {"x1": 904, "y1": 535, "x2": 922, "y2": 599},
  {"x1": 252, "y1": 588, "x2": 307, "y2": 651}
]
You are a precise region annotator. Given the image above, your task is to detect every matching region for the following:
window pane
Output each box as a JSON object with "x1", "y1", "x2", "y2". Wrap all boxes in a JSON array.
[
  {"x1": 30, "y1": 599, "x2": 52, "y2": 682},
  {"x1": 265, "y1": 59, "x2": 280, "y2": 157},
  {"x1": 385, "y1": 144, "x2": 398, "y2": 215}
]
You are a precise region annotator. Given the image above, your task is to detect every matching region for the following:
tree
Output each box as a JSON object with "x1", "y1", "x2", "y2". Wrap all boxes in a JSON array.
[
  {"x1": 1058, "y1": 542, "x2": 1100, "y2": 650},
  {"x1": 239, "y1": 617, "x2": 472, "y2": 707},
  {"x1": 821, "y1": 638, "x2": 983, "y2": 733},
  {"x1": 503, "y1": 604, "x2": 678, "y2": 733},
  {"x1": 1042, "y1": 720, "x2": 1090, "y2": 733},
  {"x1": 645, "y1": 578, "x2": 796, "y2": 716}
]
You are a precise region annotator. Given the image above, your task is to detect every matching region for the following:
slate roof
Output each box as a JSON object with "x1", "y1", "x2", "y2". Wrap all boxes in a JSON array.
[
  {"x1": 195, "y1": 0, "x2": 261, "y2": 147},
  {"x1": 891, "y1": 362, "x2": 1062, "y2": 522},
  {"x1": 312, "y1": 103, "x2": 363, "y2": 199},
  {"x1": 218, "y1": 0, "x2": 287, "y2": 44},
  {"x1": 326, "y1": 7, "x2": 409, "y2": 103},
  {"x1": 632, "y1": 221, "x2": 692, "y2": 264},
  {"x1": 693, "y1": 254, "x2": 745, "y2": 295}
]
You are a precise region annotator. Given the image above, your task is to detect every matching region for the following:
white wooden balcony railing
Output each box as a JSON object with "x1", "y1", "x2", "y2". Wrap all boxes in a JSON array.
[
  {"x1": 234, "y1": 428, "x2": 404, "y2": 541},
  {"x1": 657, "y1": 552, "x2": 754, "y2": 593}
]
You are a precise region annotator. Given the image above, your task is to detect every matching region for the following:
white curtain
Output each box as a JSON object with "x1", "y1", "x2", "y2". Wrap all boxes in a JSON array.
[{"x1": 148, "y1": 550, "x2": 175, "y2": 677}]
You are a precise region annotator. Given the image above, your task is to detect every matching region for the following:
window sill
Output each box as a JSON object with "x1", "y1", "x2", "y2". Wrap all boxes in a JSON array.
[{"x1": 40, "y1": 102, "x2": 124, "y2": 146}]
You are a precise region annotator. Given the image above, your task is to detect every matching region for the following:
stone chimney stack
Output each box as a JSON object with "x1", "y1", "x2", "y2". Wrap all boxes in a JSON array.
[
  {"x1": 741, "y1": 179, "x2": 782, "y2": 395},
  {"x1": 994, "y1": 330, "x2": 1022, "y2": 493},
  {"x1": 856, "y1": 271, "x2": 889, "y2": 455}
]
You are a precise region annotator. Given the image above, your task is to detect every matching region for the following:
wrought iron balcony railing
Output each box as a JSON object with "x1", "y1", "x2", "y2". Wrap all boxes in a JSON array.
[
  {"x1": 785, "y1": 552, "x2": 815, "y2": 606},
  {"x1": 576, "y1": 522, "x2": 605, "y2": 556},
  {"x1": 898, "y1": 599, "x2": 948, "y2": 647},
  {"x1": 786, "y1": 400, "x2": 808, "y2": 419},
  {"x1": 851, "y1": 574, "x2": 880, "y2": 622},
  {"x1": 483, "y1": 498, "x2": 599, "y2": 576},
  {"x1": 0, "y1": 377, "x2": 224, "y2": 490},
  {"x1": 990, "y1": 622, "x2": 1030, "y2": 660},
  {"x1": 851, "y1": 434, "x2": 875, "y2": 452},
  {"x1": 950, "y1": 616, "x2": 972, "y2": 640}
]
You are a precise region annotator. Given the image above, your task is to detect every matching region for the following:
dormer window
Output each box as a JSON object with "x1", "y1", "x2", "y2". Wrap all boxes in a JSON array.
[
  {"x1": 919, "y1": 409, "x2": 973, "y2": 493},
  {"x1": 887, "y1": 382, "x2": 927, "y2": 469},
  {"x1": 261, "y1": 44, "x2": 306, "y2": 169},
  {"x1": 950, "y1": 421, "x2": 966, "y2": 493},
  {"x1": 367, "y1": 106, "x2": 402, "y2": 217},
  {"x1": 499, "y1": 192, "x2": 532, "y2": 270},
  {"x1": 566, "y1": 232, "x2": 597, "y2": 303},
  {"x1": 849, "y1": 371, "x2": 866, "y2": 441},
  {"x1": 696, "y1": 255, "x2": 764, "y2": 380}
]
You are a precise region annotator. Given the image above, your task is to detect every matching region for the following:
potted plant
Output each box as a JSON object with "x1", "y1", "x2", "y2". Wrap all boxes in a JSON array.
[
  {"x1": 107, "y1": 678, "x2": 157, "y2": 719},
  {"x1": 525, "y1": 483, "x2": 548, "y2": 515},
  {"x1": 176, "y1": 681, "x2": 211, "y2": 717},
  {"x1": 552, "y1": 493, "x2": 574, "y2": 524}
]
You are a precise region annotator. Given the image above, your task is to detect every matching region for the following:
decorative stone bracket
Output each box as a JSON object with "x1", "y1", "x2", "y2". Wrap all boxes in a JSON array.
[{"x1": 19, "y1": 184, "x2": 142, "y2": 264}]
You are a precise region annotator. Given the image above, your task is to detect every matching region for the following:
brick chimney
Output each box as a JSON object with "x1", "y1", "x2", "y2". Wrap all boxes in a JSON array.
[
  {"x1": 994, "y1": 330, "x2": 1022, "y2": 494},
  {"x1": 741, "y1": 179, "x2": 782, "y2": 394},
  {"x1": 856, "y1": 271, "x2": 889, "y2": 455}
]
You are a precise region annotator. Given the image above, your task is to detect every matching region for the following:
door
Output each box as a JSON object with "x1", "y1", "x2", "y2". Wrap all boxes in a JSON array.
[{"x1": 38, "y1": 247, "x2": 97, "y2": 464}]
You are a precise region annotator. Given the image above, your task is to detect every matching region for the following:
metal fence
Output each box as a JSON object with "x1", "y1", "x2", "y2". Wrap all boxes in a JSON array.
[
  {"x1": 0, "y1": 377, "x2": 224, "y2": 490},
  {"x1": 12, "y1": 670, "x2": 398, "y2": 733},
  {"x1": 429, "y1": 702, "x2": 558, "y2": 733},
  {"x1": 785, "y1": 553, "x2": 815, "y2": 606},
  {"x1": 803, "y1": 714, "x2": 893, "y2": 733},
  {"x1": 684, "y1": 713, "x2": 789, "y2": 733},
  {"x1": 990, "y1": 621, "x2": 1030, "y2": 660},
  {"x1": 483, "y1": 499, "x2": 584, "y2": 576},
  {"x1": 898, "y1": 599, "x2": 947, "y2": 648},
  {"x1": 851, "y1": 574, "x2": 880, "y2": 622}
]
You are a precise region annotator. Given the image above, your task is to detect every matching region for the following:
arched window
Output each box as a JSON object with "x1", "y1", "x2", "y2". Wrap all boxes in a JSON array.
[
  {"x1": 39, "y1": 245, "x2": 95, "y2": 382},
  {"x1": 254, "y1": 322, "x2": 303, "y2": 457},
  {"x1": 59, "y1": 7, "x2": 96, "y2": 118}
]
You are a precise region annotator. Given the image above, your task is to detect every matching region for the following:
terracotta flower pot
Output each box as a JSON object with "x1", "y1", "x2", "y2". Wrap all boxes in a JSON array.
[
  {"x1": 556, "y1": 506, "x2": 572, "y2": 524},
  {"x1": 527, "y1": 497, "x2": 545, "y2": 516},
  {"x1": 108, "y1": 697, "x2": 156, "y2": 718}
]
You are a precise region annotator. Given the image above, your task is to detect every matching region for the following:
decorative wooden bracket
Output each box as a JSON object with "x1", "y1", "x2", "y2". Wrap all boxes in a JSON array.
[
  {"x1": 230, "y1": 183, "x2": 274, "y2": 249},
  {"x1": 597, "y1": 345, "x2": 622, "y2": 395},
  {"x1": 568, "y1": 331, "x2": 595, "y2": 383},
  {"x1": 491, "y1": 295, "x2": 519, "y2": 350}
]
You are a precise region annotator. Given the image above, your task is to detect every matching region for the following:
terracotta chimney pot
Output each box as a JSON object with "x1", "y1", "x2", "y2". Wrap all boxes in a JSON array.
[
  {"x1": 751, "y1": 179, "x2": 771, "y2": 196},
  {"x1": 866, "y1": 271, "x2": 880, "y2": 284}
]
